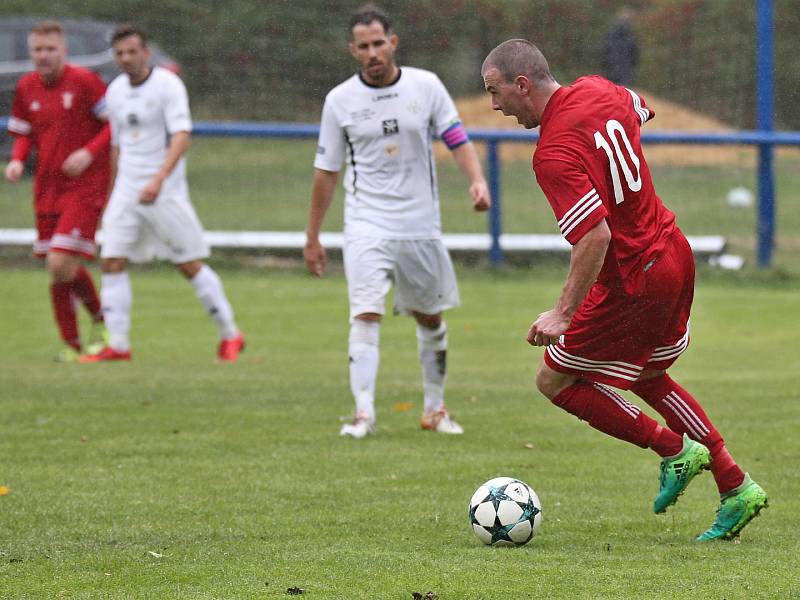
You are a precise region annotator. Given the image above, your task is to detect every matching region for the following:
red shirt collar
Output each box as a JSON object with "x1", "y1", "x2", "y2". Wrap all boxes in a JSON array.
[{"x1": 538, "y1": 85, "x2": 566, "y2": 133}]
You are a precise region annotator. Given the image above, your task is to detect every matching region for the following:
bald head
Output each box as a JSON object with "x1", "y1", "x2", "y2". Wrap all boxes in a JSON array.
[
  {"x1": 481, "y1": 39, "x2": 560, "y2": 130},
  {"x1": 481, "y1": 39, "x2": 555, "y2": 87}
]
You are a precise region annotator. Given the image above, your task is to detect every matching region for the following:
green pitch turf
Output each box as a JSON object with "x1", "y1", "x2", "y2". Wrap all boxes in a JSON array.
[{"x1": 0, "y1": 265, "x2": 798, "y2": 598}]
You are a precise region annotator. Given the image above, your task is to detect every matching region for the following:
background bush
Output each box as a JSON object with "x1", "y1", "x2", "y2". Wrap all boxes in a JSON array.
[{"x1": 3, "y1": 0, "x2": 798, "y2": 128}]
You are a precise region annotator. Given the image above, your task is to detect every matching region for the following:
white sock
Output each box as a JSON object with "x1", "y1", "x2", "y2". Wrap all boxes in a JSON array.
[
  {"x1": 417, "y1": 321, "x2": 447, "y2": 413},
  {"x1": 349, "y1": 319, "x2": 380, "y2": 421},
  {"x1": 190, "y1": 265, "x2": 238, "y2": 340},
  {"x1": 101, "y1": 272, "x2": 132, "y2": 352}
]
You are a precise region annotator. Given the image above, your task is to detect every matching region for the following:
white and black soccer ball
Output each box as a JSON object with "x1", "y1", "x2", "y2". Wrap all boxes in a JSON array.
[{"x1": 469, "y1": 477, "x2": 542, "y2": 546}]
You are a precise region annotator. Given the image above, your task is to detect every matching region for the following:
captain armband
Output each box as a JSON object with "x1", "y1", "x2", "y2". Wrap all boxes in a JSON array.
[{"x1": 441, "y1": 122, "x2": 469, "y2": 150}]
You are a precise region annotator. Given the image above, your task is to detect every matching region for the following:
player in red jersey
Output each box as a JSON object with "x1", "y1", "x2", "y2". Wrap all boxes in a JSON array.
[
  {"x1": 4, "y1": 21, "x2": 110, "y2": 362},
  {"x1": 481, "y1": 39, "x2": 767, "y2": 541}
]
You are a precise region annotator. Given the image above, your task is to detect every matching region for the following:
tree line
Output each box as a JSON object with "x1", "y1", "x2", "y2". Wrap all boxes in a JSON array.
[{"x1": 5, "y1": 0, "x2": 798, "y2": 129}]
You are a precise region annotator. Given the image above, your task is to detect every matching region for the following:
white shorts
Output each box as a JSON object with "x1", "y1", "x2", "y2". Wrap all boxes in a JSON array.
[
  {"x1": 343, "y1": 237, "x2": 460, "y2": 321},
  {"x1": 100, "y1": 181, "x2": 209, "y2": 264}
]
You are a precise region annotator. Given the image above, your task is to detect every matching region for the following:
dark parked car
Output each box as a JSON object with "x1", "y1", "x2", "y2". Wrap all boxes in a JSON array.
[{"x1": 1, "y1": 17, "x2": 180, "y2": 156}]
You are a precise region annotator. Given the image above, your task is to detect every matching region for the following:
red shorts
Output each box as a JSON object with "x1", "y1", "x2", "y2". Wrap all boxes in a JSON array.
[
  {"x1": 34, "y1": 188, "x2": 104, "y2": 260},
  {"x1": 544, "y1": 231, "x2": 695, "y2": 389}
]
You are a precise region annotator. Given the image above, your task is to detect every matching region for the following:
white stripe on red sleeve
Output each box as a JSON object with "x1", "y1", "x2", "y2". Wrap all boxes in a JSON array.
[
  {"x1": 8, "y1": 116, "x2": 31, "y2": 135},
  {"x1": 626, "y1": 88, "x2": 650, "y2": 125},
  {"x1": 557, "y1": 188, "x2": 603, "y2": 237}
]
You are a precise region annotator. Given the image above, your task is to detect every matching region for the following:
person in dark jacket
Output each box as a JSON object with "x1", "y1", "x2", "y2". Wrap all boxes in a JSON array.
[{"x1": 600, "y1": 7, "x2": 639, "y2": 87}]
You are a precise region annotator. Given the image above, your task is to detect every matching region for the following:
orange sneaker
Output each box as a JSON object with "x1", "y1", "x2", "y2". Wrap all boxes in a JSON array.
[
  {"x1": 218, "y1": 333, "x2": 245, "y2": 362},
  {"x1": 420, "y1": 407, "x2": 464, "y2": 434},
  {"x1": 79, "y1": 346, "x2": 131, "y2": 363}
]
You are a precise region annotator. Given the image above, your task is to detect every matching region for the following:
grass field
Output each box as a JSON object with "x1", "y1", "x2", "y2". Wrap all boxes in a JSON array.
[{"x1": 1, "y1": 264, "x2": 798, "y2": 598}]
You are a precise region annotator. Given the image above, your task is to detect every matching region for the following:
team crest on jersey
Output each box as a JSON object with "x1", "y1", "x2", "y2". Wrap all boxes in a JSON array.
[
  {"x1": 30, "y1": 100, "x2": 41, "y2": 112},
  {"x1": 127, "y1": 113, "x2": 141, "y2": 140},
  {"x1": 382, "y1": 119, "x2": 399, "y2": 135},
  {"x1": 62, "y1": 92, "x2": 74, "y2": 109}
]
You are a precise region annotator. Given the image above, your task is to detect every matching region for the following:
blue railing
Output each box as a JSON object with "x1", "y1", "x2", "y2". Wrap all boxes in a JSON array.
[
  {"x1": 4, "y1": 116, "x2": 799, "y2": 265},
  {"x1": 192, "y1": 120, "x2": 800, "y2": 146},
  {"x1": 190, "y1": 121, "x2": 800, "y2": 266}
]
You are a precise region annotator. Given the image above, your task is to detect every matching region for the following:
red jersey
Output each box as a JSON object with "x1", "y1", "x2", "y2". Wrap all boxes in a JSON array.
[
  {"x1": 534, "y1": 76, "x2": 677, "y2": 295},
  {"x1": 8, "y1": 64, "x2": 110, "y2": 212}
]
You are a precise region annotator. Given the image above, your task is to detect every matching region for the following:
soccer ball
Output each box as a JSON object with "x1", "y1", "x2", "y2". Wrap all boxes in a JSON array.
[{"x1": 469, "y1": 477, "x2": 542, "y2": 546}]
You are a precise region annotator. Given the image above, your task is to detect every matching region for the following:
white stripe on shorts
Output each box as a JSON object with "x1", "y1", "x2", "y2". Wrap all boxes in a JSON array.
[{"x1": 547, "y1": 344, "x2": 642, "y2": 382}]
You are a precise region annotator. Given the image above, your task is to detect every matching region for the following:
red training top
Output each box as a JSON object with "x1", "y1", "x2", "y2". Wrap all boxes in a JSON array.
[{"x1": 8, "y1": 64, "x2": 110, "y2": 212}]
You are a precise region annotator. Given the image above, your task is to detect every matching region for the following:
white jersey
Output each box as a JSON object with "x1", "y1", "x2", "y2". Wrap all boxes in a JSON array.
[
  {"x1": 105, "y1": 67, "x2": 192, "y2": 199},
  {"x1": 314, "y1": 67, "x2": 462, "y2": 239}
]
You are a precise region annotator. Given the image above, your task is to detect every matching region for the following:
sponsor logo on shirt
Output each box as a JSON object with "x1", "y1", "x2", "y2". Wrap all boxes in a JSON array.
[
  {"x1": 30, "y1": 100, "x2": 41, "y2": 112},
  {"x1": 62, "y1": 92, "x2": 74, "y2": 110},
  {"x1": 384, "y1": 144, "x2": 399, "y2": 157},
  {"x1": 382, "y1": 119, "x2": 399, "y2": 135},
  {"x1": 317, "y1": 145, "x2": 326, "y2": 155},
  {"x1": 350, "y1": 108, "x2": 375, "y2": 122},
  {"x1": 373, "y1": 92, "x2": 398, "y2": 102}
]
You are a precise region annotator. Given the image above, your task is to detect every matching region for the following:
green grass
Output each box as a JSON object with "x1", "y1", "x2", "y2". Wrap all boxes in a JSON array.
[
  {"x1": 1, "y1": 265, "x2": 798, "y2": 598},
  {"x1": 3, "y1": 139, "x2": 800, "y2": 271}
]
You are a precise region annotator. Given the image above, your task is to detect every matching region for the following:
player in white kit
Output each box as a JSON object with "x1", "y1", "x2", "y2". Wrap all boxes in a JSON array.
[
  {"x1": 304, "y1": 4, "x2": 491, "y2": 438},
  {"x1": 81, "y1": 24, "x2": 245, "y2": 363}
]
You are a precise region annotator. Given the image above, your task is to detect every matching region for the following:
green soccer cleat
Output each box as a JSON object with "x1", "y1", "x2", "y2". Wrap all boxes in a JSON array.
[
  {"x1": 86, "y1": 321, "x2": 110, "y2": 356},
  {"x1": 696, "y1": 474, "x2": 768, "y2": 541},
  {"x1": 54, "y1": 346, "x2": 81, "y2": 363},
  {"x1": 653, "y1": 434, "x2": 711, "y2": 514}
]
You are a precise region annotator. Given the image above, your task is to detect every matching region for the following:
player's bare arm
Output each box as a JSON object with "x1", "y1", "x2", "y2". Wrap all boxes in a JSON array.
[
  {"x1": 528, "y1": 219, "x2": 611, "y2": 346},
  {"x1": 4, "y1": 160, "x2": 24, "y2": 183},
  {"x1": 450, "y1": 142, "x2": 491, "y2": 212},
  {"x1": 304, "y1": 168, "x2": 339, "y2": 277},
  {"x1": 62, "y1": 122, "x2": 111, "y2": 178},
  {"x1": 61, "y1": 148, "x2": 94, "y2": 178},
  {"x1": 5, "y1": 136, "x2": 32, "y2": 183},
  {"x1": 139, "y1": 130, "x2": 191, "y2": 203}
]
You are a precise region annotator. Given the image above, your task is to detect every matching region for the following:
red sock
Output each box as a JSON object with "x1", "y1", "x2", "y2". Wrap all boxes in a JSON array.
[
  {"x1": 631, "y1": 375, "x2": 745, "y2": 494},
  {"x1": 552, "y1": 380, "x2": 683, "y2": 457},
  {"x1": 50, "y1": 282, "x2": 80, "y2": 350},
  {"x1": 71, "y1": 266, "x2": 103, "y2": 320}
]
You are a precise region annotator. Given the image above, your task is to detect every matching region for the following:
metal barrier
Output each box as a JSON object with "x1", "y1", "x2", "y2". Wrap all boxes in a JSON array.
[
  {"x1": 3, "y1": 116, "x2": 800, "y2": 265},
  {"x1": 191, "y1": 121, "x2": 800, "y2": 265}
]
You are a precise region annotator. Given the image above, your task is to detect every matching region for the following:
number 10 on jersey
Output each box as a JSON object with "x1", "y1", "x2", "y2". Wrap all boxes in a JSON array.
[{"x1": 594, "y1": 119, "x2": 642, "y2": 205}]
